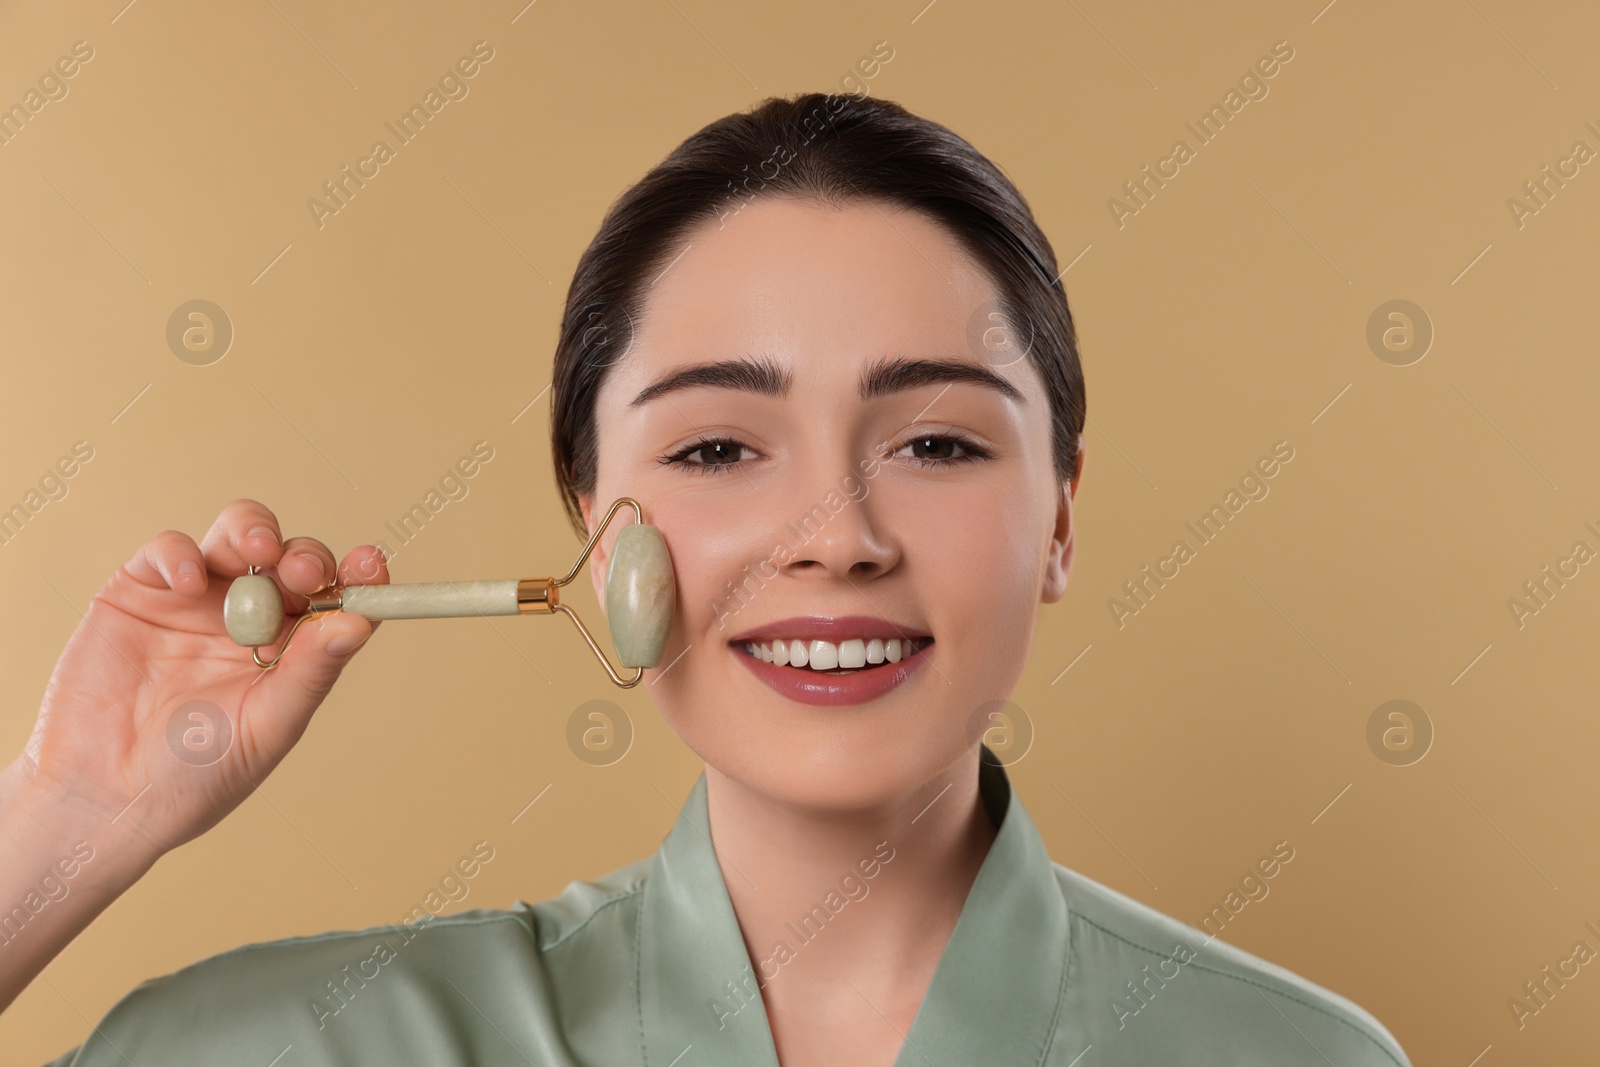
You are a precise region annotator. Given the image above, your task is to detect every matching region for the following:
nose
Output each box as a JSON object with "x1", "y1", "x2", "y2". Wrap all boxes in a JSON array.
[{"x1": 779, "y1": 470, "x2": 899, "y2": 582}]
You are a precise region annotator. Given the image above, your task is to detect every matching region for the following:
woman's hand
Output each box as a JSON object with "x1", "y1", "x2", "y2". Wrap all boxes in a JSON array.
[
  {"x1": 6, "y1": 497, "x2": 387, "y2": 862},
  {"x1": 0, "y1": 499, "x2": 386, "y2": 1015}
]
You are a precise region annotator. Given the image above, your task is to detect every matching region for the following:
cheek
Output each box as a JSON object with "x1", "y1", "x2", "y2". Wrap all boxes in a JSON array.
[
  {"x1": 637, "y1": 495, "x2": 791, "y2": 753},
  {"x1": 652, "y1": 496, "x2": 781, "y2": 636},
  {"x1": 920, "y1": 513, "x2": 1037, "y2": 671},
  {"x1": 939, "y1": 507, "x2": 1045, "y2": 753},
  {"x1": 624, "y1": 493, "x2": 781, "y2": 739}
]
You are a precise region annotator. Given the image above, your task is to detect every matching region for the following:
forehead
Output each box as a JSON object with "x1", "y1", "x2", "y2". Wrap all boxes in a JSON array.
[{"x1": 612, "y1": 197, "x2": 1003, "y2": 387}]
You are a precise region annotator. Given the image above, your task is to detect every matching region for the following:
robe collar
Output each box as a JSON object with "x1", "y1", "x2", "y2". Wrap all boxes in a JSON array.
[{"x1": 637, "y1": 750, "x2": 1071, "y2": 1066}]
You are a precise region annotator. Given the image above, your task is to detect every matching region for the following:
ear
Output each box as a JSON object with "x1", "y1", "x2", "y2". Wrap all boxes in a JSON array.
[
  {"x1": 578, "y1": 494, "x2": 609, "y2": 616},
  {"x1": 1040, "y1": 436, "x2": 1084, "y2": 606}
]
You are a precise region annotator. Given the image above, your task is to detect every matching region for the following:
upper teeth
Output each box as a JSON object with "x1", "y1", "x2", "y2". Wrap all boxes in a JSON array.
[{"x1": 742, "y1": 637, "x2": 923, "y2": 670}]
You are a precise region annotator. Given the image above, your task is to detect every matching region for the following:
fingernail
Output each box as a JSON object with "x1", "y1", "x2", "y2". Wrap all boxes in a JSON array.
[
  {"x1": 326, "y1": 631, "x2": 366, "y2": 657},
  {"x1": 247, "y1": 525, "x2": 278, "y2": 544},
  {"x1": 178, "y1": 559, "x2": 201, "y2": 579}
]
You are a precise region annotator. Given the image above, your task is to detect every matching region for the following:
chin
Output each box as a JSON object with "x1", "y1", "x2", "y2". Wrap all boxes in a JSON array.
[
  {"x1": 720, "y1": 747, "x2": 957, "y2": 817},
  {"x1": 668, "y1": 691, "x2": 982, "y2": 818}
]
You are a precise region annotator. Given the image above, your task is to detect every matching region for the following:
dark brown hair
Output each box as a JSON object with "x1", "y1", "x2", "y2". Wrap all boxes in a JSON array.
[{"x1": 549, "y1": 91, "x2": 1085, "y2": 537}]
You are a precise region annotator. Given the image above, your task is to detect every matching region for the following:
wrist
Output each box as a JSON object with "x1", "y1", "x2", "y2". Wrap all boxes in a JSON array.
[
  {"x1": 2, "y1": 759, "x2": 160, "y2": 899},
  {"x1": 0, "y1": 757, "x2": 160, "y2": 1014}
]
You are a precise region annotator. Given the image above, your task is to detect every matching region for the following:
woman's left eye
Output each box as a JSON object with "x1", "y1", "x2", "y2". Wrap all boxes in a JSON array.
[{"x1": 658, "y1": 433, "x2": 990, "y2": 475}]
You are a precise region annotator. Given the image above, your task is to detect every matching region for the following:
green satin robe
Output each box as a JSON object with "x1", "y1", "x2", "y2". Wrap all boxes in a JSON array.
[{"x1": 43, "y1": 755, "x2": 1410, "y2": 1065}]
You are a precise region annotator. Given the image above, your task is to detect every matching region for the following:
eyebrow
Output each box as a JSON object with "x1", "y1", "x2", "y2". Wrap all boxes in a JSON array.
[{"x1": 628, "y1": 355, "x2": 1026, "y2": 407}]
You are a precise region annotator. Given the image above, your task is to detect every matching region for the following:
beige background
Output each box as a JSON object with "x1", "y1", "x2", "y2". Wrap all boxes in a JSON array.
[{"x1": 3, "y1": 0, "x2": 1598, "y2": 1062}]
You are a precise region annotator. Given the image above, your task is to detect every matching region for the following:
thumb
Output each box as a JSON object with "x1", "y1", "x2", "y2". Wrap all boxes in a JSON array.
[
  {"x1": 242, "y1": 611, "x2": 374, "y2": 761},
  {"x1": 277, "y1": 611, "x2": 375, "y2": 703}
]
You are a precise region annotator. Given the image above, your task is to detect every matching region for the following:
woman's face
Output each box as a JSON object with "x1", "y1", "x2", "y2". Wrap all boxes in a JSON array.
[{"x1": 581, "y1": 195, "x2": 1081, "y2": 813}]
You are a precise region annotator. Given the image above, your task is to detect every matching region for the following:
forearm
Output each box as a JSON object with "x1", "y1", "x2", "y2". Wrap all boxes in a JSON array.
[{"x1": 0, "y1": 759, "x2": 158, "y2": 1014}]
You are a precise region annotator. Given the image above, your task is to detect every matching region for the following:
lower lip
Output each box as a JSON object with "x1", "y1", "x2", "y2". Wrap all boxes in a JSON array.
[{"x1": 729, "y1": 640, "x2": 934, "y2": 707}]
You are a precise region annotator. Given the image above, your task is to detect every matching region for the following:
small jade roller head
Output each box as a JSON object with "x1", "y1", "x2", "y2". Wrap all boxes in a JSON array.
[{"x1": 604, "y1": 522, "x2": 675, "y2": 668}]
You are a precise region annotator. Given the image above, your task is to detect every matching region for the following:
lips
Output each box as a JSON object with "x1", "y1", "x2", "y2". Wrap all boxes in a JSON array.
[{"x1": 726, "y1": 616, "x2": 935, "y2": 708}]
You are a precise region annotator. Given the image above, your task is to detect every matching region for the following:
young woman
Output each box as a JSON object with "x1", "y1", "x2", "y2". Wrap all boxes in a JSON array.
[{"x1": 3, "y1": 92, "x2": 1411, "y2": 1066}]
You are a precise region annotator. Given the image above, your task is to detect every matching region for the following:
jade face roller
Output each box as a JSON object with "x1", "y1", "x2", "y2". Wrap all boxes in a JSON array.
[{"x1": 221, "y1": 497, "x2": 675, "y2": 688}]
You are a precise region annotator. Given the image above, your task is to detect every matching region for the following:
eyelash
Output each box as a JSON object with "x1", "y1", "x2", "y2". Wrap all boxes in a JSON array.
[{"x1": 657, "y1": 431, "x2": 993, "y2": 476}]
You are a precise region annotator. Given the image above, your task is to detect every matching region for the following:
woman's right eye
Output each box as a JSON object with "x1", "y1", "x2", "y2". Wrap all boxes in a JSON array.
[{"x1": 659, "y1": 437, "x2": 750, "y2": 475}]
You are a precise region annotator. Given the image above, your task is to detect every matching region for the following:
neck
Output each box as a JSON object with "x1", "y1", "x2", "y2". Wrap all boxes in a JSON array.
[{"x1": 703, "y1": 748, "x2": 1000, "y2": 1019}]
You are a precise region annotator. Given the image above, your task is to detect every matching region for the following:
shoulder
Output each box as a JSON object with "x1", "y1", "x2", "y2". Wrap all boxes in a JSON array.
[
  {"x1": 1051, "y1": 863, "x2": 1412, "y2": 1067},
  {"x1": 524, "y1": 851, "x2": 651, "y2": 954},
  {"x1": 56, "y1": 855, "x2": 655, "y2": 1067},
  {"x1": 56, "y1": 908, "x2": 535, "y2": 1066}
]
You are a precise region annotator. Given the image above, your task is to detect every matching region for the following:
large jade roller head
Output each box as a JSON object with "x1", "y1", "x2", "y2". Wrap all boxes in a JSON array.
[{"x1": 222, "y1": 497, "x2": 675, "y2": 689}]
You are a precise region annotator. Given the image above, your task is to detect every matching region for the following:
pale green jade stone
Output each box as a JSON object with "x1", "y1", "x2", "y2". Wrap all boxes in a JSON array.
[
  {"x1": 342, "y1": 580, "x2": 521, "y2": 620},
  {"x1": 223, "y1": 573, "x2": 286, "y2": 646},
  {"x1": 605, "y1": 524, "x2": 676, "y2": 668}
]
